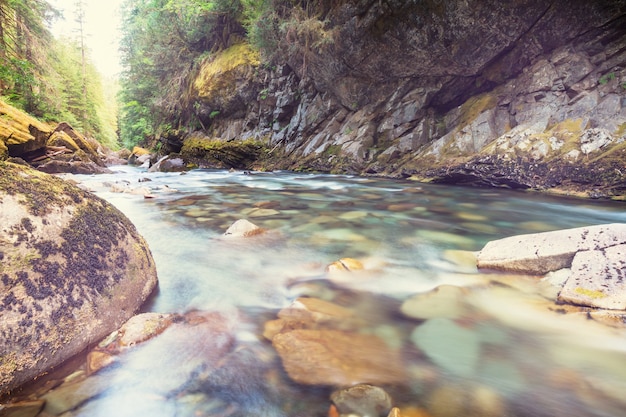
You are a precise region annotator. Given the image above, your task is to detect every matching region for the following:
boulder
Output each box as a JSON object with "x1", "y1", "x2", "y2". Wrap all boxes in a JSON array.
[
  {"x1": 476, "y1": 224, "x2": 626, "y2": 274},
  {"x1": 0, "y1": 162, "x2": 158, "y2": 395},
  {"x1": 559, "y1": 244, "x2": 626, "y2": 309},
  {"x1": 272, "y1": 329, "x2": 407, "y2": 386}
]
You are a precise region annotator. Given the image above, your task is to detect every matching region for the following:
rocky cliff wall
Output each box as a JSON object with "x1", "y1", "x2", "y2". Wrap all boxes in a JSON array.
[{"x1": 176, "y1": 1, "x2": 626, "y2": 198}]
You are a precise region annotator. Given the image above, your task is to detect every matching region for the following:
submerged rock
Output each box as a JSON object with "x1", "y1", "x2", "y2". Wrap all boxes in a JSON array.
[
  {"x1": 272, "y1": 329, "x2": 406, "y2": 386},
  {"x1": 0, "y1": 162, "x2": 158, "y2": 395},
  {"x1": 331, "y1": 384, "x2": 392, "y2": 417}
]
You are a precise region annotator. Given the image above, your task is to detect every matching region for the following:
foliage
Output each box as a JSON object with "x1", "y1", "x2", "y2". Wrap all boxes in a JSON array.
[
  {"x1": 0, "y1": 0, "x2": 118, "y2": 148},
  {"x1": 118, "y1": 0, "x2": 250, "y2": 147},
  {"x1": 117, "y1": 0, "x2": 339, "y2": 146}
]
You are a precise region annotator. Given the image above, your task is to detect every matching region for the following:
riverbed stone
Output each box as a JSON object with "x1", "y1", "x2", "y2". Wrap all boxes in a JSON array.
[
  {"x1": 0, "y1": 399, "x2": 44, "y2": 417},
  {"x1": 272, "y1": 329, "x2": 407, "y2": 386},
  {"x1": 410, "y1": 318, "x2": 480, "y2": 378},
  {"x1": 558, "y1": 244, "x2": 626, "y2": 309},
  {"x1": 400, "y1": 285, "x2": 467, "y2": 320},
  {"x1": 331, "y1": 384, "x2": 392, "y2": 417},
  {"x1": 222, "y1": 219, "x2": 265, "y2": 237},
  {"x1": 477, "y1": 223, "x2": 626, "y2": 274},
  {"x1": 0, "y1": 162, "x2": 158, "y2": 395}
]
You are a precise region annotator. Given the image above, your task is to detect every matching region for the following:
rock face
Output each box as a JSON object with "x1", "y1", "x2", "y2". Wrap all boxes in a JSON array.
[
  {"x1": 0, "y1": 101, "x2": 113, "y2": 174},
  {"x1": 159, "y1": 1, "x2": 626, "y2": 198},
  {"x1": 477, "y1": 223, "x2": 626, "y2": 309},
  {"x1": 0, "y1": 162, "x2": 158, "y2": 395}
]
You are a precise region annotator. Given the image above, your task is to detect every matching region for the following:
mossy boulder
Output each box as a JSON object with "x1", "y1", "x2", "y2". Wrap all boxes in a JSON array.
[
  {"x1": 193, "y1": 43, "x2": 261, "y2": 122},
  {"x1": 180, "y1": 134, "x2": 265, "y2": 169},
  {"x1": 0, "y1": 100, "x2": 52, "y2": 159},
  {"x1": 0, "y1": 162, "x2": 158, "y2": 395}
]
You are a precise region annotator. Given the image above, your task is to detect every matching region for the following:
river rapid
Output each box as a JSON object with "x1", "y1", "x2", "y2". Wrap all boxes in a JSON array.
[{"x1": 42, "y1": 166, "x2": 626, "y2": 417}]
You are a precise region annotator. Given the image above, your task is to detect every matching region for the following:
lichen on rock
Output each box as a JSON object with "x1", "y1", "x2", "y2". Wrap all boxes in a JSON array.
[{"x1": 0, "y1": 162, "x2": 158, "y2": 395}]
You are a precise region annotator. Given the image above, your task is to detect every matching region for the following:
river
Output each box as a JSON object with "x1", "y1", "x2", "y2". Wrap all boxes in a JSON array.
[{"x1": 41, "y1": 166, "x2": 626, "y2": 417}]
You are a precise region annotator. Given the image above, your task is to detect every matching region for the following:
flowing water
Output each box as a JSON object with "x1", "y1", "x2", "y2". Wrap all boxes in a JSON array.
[{"x1": 39, "y1": 167, "x2": 626, "y2": 416}]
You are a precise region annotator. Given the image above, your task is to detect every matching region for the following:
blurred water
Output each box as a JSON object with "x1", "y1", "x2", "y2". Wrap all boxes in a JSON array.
[{"x1": 50, "y1": 167, "x2": 626, "y2": 417}]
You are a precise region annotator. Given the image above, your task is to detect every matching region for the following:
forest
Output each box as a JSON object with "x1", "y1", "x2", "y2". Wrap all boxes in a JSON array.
[{"x1": 0, "y1": 0, "x2": 118, "y2": 148}]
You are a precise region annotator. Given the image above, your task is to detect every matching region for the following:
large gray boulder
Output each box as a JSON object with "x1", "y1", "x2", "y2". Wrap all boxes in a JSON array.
[
  {"x1": 477, "y1": 223, "x2": 626, "y2": 309},
  {"x1": 0, "y1": 162, "x2": 158, "y2": 395},
  {"x1": 477, "y1": 224, "x2": 626, "y2": 274}
]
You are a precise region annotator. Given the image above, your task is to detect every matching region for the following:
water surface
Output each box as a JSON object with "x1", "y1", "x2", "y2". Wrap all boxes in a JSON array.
[{"x1": 46, "y1": 167, "x2": 626, "y2": 417}]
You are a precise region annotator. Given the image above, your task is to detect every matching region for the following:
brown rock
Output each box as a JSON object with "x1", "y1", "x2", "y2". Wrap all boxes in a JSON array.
[{"x1": 272, "y1": 329, "x2": 407, "y2": 386}]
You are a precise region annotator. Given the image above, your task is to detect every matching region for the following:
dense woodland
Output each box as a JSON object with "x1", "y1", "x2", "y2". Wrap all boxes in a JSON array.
[{"x1": 0, "y1": 0, "x2": 118, "y2": 148}]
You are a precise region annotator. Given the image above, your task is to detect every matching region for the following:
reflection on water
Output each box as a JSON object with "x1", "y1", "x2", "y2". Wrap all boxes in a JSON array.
[{"x1": 41, "y1": 167, "x2": 626, "y2": 416}]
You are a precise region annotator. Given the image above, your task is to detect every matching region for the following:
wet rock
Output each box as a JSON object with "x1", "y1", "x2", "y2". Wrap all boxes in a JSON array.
[
  {"x1": 272, "y1": 329, "x2": 407, "y2": 386},
  {"x1": 558, "y1": 244, "x2": 626, "y2": 309},
  {"x1": 222, "y1": 219, "x2": 265, "y2": 237},
  {"x1": 331, "y1": 384, "x2": 392, "y2": 417},
  {"x1": 410, "y1": 318, "x2": 481, "y2": 378},
  {"x1": 0, "y1": 400, "x2": 44, "y2": 417},
  {"x1": 400, "y1": 285, "x2": 467, "y2": 320},
  {"x1": 326, "y1": 257, "x2": 365, "y2": 273},
  {"x1": 278, "y1": 297, "x2": 360, "y2": 328},
  {"x1": 115, "y1": 312, "x2": 175, "y2": 348},
  {"x1": 0, "y1": 162, "x2": 158, "y2": 395},
  {"x1": 86, "y1": 351, "x2": 116, "y2": 375},
  {"x1": 477, "y1": 224, "x2": 626, "y2": 274}
]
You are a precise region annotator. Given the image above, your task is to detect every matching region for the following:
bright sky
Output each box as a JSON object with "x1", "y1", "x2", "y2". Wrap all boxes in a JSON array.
[{"x1": 48, "y1": 0, "x2": 124, "y2": 78}]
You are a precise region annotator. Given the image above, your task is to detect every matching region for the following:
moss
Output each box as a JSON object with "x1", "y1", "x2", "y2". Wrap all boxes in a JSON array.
[
  {"x1": 181, "y1": 137, "x2": 265, "y2": 168},
  {"x1": 0, "y1": 161, "x2": 88, "y2": 216},
  {"x1": 574, "y1": 287, "x2": 606, "y2": 299},
  {"x1": 457, "y1": 92, "x2": 497, "y2": 130},
  {"x1": 614, "y1": 122, "x2": 626, "y2": 138},
  {"x1": 194, "y1": 43, "x2": 260, "y2": 100}
]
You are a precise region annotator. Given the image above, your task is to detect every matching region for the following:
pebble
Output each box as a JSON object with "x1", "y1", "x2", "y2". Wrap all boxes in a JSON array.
[
  {"x1": 331, "y1": 384, "x2": 392, "y2": 417},
  {"x1": 223, "y1": 219, "x2": 265, "y2": 237}
]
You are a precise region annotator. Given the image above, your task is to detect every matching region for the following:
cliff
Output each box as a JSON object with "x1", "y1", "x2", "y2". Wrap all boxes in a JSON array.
[{"x1": 167, "y1": 0, "x2": 626, "y2": 199}]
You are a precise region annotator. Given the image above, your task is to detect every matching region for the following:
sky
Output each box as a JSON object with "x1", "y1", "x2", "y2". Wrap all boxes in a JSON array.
[{"x1": 48, "y1": 0, "x2": 125, "y2": 78}]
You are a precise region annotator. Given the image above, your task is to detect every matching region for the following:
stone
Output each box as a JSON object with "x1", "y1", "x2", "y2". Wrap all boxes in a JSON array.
[
  {"x1": 410, "y1": 318, "x2": 480, "y2": 378},
  {"x1": 86, "y1": 350, "x2": 116, "y2": 375},
  {"x1": 0, "y1": 162, "x2": 158, "y2": 395},
  {"x1": 477, "y1": 224, "x2": 626, "y2": 274},
  {"x1": 331, "y1": 384, "x2": 392, "y2": 417},
  {"x1": 579, "y1": 128, "x2": 613, "y2": 154},
  {"x1": 558, "y1": 244, "x2": 626, "y2": 309},
  {"x1": 277, "y1": 297, "x2": 360, "y2": 328},
  {"x1": 222, "y1": 219, "x2": 265, "y2": 237},
  {"x1": 116, "y1": 312, "x2": 174, "y2": 348},
  {"x1": 400, "y1": 285, "x2": 467, "y2": 320},
  {"x1": 272, "y1": 329, "x2": 407, "y2": 386},
  {"x1": 326, "y1": 257, "x2": 365, "y2": 273}
]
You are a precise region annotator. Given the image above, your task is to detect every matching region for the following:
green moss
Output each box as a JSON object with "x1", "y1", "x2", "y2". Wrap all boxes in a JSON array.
[
  {"x1": 457, "y1": 93, "x2": 497, "y2": 130},
  {"x1": 181, "y1": 137, "x2": 265, "y2": 168},
  {"x1": 0, "y1": 161, "x2": 88, "y2": 215},
  {"x1": 194, "y1": 43, "x2": 260, "y2": 99},
  {"x1": 615, "y1": 122, "x2": 626, "y2": 138}
]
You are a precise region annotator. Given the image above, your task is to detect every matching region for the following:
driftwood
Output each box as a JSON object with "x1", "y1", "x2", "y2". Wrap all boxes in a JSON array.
[{"x1": 28, "y1": 146, "x2": 73, "y2": 163}]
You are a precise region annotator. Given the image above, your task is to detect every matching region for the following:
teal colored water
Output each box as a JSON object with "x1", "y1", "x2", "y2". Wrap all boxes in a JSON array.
[{"x1": 49, "y1": 167, "x2": 626, "y2": 417}]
